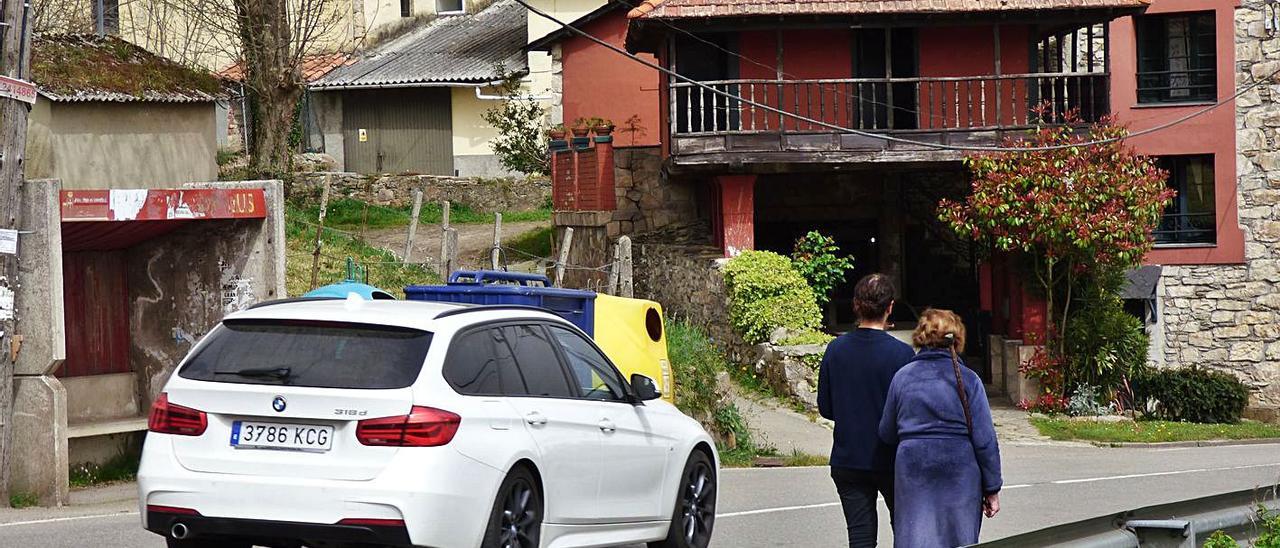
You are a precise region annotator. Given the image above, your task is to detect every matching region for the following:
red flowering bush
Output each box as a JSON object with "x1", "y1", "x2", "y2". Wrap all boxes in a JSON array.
[{"x1": 940, "y1": 110, "x2": 1174, "y2": 402}]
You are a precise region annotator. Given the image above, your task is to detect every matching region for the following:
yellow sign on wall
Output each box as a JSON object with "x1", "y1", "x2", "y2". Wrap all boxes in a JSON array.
[{"x1": 358, "y1": 129, "x2": 368, "y2": 142}]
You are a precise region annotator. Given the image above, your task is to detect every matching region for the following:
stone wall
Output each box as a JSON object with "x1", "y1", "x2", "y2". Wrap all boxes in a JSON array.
[
  {"x1": 1153, "y1": 1, "x2": 1280, "y2": 416},
  {"x1": 296, "y1": 172, "x2": 551, "y2": 212},
  {"x1": 633, "y1": 242, "x2": 756, "y2": 362},
  {"x1": 608, "y1": 147, "x2": 699, "y2": 238},
  {"x1": 633, "y1": 242, "x2": 831, "y2": 407}
]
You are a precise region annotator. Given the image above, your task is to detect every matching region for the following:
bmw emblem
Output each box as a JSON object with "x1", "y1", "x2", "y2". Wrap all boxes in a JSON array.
[{"x1": 272, "y1": 396, "x2": 287, "y2": 413}]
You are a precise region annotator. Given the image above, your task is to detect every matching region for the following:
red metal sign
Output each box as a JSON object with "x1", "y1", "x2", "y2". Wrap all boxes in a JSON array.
[
  {"x1": 60, "y1": 189, "x2": 268, "y2": 221},
  {"x1": 0, "y1": 75, "x2": 37, "y2": 105}
]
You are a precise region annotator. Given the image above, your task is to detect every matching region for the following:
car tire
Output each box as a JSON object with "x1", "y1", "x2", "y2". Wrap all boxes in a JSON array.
[
  {"x1": 649, "y1": 451, "x2": 716, "y2": 548},
  {"x1": 481, "y1": 465, "x2": 543, "y2": 548}
]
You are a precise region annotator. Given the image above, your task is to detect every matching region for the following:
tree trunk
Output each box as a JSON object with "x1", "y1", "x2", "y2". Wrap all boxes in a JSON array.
[{"x1": 234, "y1": 0, "x2": 299, "y2": 178}]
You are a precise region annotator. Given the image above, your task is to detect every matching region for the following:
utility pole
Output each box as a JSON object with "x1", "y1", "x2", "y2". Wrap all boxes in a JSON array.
[{"x1": 0, "y1": 0, "x2": 34, "y2": 503}]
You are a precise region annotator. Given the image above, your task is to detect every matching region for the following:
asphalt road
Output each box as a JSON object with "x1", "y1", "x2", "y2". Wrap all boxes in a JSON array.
[{"x1": 2, "y1": 442, "x2": 1279, "y2": 547}]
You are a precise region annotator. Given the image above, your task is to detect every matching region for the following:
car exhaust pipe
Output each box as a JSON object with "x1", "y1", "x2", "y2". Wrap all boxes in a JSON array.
[{"x1": 170, "y1": 522, "x2": 190, "y2": 540}]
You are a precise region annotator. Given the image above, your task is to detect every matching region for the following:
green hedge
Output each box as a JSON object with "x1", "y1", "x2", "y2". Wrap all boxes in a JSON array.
[
  {"x1": 1133, "y1": 367, "x2": 1250, "y2": 424},
  {"x1": 722, "y1": 251, "x2": 822, "y2": 344}
]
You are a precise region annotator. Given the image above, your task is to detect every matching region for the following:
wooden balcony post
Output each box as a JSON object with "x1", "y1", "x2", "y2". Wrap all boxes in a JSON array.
[
  {"x1": 714, "y1": 175, "x2": 756, "y2": 257},
  {"x1": 994, "y1": 24, "x2": 1003, "y2": 126}
]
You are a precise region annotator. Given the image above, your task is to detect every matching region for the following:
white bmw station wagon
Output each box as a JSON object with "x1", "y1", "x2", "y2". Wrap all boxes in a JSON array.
[{"x1": 138, "y1": 297, "x2": 718, "y2": 548}]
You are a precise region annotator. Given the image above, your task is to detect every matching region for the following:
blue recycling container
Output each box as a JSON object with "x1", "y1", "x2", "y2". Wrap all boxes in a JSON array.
[{"x1": 404, "y1": 270, "x2": 596, "y2": 335}]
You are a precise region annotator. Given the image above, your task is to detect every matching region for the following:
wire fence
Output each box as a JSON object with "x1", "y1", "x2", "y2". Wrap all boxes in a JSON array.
[{"x1": 297, "y1": 200, "x2": 624, "y2": 293}]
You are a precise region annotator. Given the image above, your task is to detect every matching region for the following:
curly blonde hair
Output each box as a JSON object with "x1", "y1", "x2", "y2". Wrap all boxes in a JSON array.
[{"x1": 912, "y1": 308, "x2": 966, "y2": 353}]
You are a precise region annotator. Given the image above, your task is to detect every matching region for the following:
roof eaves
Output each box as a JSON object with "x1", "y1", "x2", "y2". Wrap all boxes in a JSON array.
[
  {"x1": 528, "y1": 2, "x2": 623, "y2": 51},
  {"x1": 627, "y1": 0, "x2": 663, "y2": 18}
]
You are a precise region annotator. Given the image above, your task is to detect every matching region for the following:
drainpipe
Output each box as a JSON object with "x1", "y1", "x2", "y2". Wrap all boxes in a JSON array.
[{"x1": 474, "y1": 86, "x2": 551, "y2": 101}]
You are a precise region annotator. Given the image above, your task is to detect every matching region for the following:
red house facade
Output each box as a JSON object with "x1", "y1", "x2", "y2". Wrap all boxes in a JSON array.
[{"x1": 547, "y1": 0, "x2": 1280, "y2": 415}]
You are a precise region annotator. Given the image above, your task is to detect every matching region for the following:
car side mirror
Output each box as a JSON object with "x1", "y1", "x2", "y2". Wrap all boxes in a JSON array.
[{"x1": 630, "y1": 374, "x2": 662, "y2": 402}]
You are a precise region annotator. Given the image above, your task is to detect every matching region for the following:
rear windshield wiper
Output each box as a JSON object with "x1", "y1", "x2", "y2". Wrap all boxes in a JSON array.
[{"x1": 213, "y1": 367, "x2": 292, "y2": 379}]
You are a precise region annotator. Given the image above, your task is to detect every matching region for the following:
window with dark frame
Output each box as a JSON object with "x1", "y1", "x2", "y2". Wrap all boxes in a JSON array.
[
  {"x1": 436, "y1": 0, "x2": 463, "y2": 13},
  {"x1": 1155, "y1": 155, "x2": 1216, "y2": 245},
  {"x1": 1136, "y1": 12, "x2": 1216, "y2": 104},
  {"x1": 400, "y1": 0, "x2": 412, "y2": 17}
]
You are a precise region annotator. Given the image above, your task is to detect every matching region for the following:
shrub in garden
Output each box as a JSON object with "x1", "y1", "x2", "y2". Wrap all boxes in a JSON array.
[
  {"x1": 790, "y1": 231, "x2": 854, "y2": 307},
  {"x1": 722, "y1": 251, "x2": 823, "y2": 344},
  {"x1": 1066, "y1": 384, "x2": 1112, "y2": 417},
  {"x1": 1132, "y1": 367, "x2": 1250, "y2": 424},
  {"x1": 1064, "y1": 270, "x2": 1149, "y2": 396}
]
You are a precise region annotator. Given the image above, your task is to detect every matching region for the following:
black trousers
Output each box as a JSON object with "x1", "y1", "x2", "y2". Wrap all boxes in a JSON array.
[{"x1": 830, "y1": 466, "x2": 895, "y2": 548}]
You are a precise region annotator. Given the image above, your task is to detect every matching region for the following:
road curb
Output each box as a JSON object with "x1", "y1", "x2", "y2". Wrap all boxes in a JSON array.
[
  {"x1": 68, "y1": 482, "x2": 137, "y2": 506},
  {"x1": 1091, "y1": 437, "x2": 1280, "y2": 449}
]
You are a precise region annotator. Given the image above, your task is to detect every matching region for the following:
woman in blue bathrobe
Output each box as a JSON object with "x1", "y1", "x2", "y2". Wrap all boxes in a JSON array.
[{"x1": 878, "y1": 309, "x2": 1002, "y2": 548}]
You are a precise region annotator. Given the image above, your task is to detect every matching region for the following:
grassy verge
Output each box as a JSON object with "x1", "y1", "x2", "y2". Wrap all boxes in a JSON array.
[
  {"x1": 295, "y1": 198, "x2": 551, "y2": 230},
  {"x1": 504, "y1": 226, "x2": 554, "y2": 262},
  {"x1": 1031, "y1": 416, "x2": 1280, "y2": 443},
  {"x1": 719, "y1": 447, "x2": 828, "y2": 468},
  {"x1": 285, "y1": 204, "x2": 441, "y2": 296},
  {"x1": 69, "y1": 453, "x2": 139, "y2": 488}
]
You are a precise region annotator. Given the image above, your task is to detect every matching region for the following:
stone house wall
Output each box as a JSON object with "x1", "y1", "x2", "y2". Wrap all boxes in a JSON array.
[
  {"x1": 295, "y1": 172, "x2": 551, "y2": 212},
  {"x1": 1153, "y1": 1, "x2": 1280, "y2": 417}
]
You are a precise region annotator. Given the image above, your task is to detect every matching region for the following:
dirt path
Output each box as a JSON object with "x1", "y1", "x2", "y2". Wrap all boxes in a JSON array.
[{"x1": 362, "y1": 221, "x2": 550, "y2": 271}]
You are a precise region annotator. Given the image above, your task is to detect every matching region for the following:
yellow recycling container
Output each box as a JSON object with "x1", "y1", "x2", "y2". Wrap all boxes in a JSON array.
[{"x1": 592, "y1": 294, "x2": 675, "y2": 404}]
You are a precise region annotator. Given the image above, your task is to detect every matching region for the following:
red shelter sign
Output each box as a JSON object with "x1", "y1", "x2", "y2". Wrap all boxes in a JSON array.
[{"x1": 60, "y1": 189, "x2": 267, "y2": 222}]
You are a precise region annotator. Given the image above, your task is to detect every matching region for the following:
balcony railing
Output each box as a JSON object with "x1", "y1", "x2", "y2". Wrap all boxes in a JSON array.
[
  {"x1": 670, "y1": 72, "x2": 1110, "y2": 138},
  {"x1": 1154, "y1": 212, "x2": 1216, "y2": 245}
]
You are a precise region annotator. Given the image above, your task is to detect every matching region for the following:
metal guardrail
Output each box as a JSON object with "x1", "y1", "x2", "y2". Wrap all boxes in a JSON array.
[{"x1": 970, "y1": 486, "x2": 1279, "y2": 548}]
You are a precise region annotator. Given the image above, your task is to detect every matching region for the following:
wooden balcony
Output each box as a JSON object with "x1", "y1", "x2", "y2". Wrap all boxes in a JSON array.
[{"x1": 668, "y1": 72, "x2": 1109, "y2": 170}]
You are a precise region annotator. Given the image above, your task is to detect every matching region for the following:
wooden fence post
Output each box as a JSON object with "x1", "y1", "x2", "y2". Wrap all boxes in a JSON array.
[
  {"x1": 437, "y1": 201, "x2": 452, "y2": 279},
  {"x1": 553, "y1": 227, "x2": 574, "y2": 287},
  {"x1": 617, "y1": 235, "x2": 633, "y2": 298},
  {"x1": 403, "y1": 189, "x2": 423, "y2": 262},
  {"x1": 606, "y1": 240, "x2": 621, "y2": 295},
  {"x1": 308, "y1": 177, "x2": 332, "y2": 290},
  {"x1": 440, "y1": 227, "x2": 458, "y2": 279},
  {"x1": 491, "y1": 212, "x2": 503, "y2": 270}
]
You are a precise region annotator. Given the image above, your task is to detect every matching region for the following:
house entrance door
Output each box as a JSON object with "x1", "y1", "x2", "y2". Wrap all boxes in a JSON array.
[{"x1": 854, "y1": 29, "x2": 919, "y2": 130}]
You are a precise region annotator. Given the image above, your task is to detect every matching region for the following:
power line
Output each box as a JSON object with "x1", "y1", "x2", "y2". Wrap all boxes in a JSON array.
[{"x1": 514, "y1": 0, "x2": 1278, "y2": 153}]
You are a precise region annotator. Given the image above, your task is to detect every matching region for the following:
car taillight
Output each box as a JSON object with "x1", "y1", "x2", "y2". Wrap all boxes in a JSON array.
[
  {"x1": 148, "y1": 393, "x2": 208, "y2": 436},
  {"x1": 356, "y1": 406, "x2": 460, "y2": 447},
  {"x1": 147, "y1": 504, "x2": 202, "y2": 516}
]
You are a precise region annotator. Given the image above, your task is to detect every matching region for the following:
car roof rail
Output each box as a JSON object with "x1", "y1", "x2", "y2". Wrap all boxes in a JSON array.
[
  {"x1": 245, "y1": 296, "x2": 343, "y2": 310},
  {"x1": 432, "y1": 304, "x2": 563, "y2": 320}
]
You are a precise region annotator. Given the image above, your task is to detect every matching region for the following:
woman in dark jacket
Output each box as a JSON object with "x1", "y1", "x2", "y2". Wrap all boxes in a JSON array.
[{"x1": 878, "y1": 308, "x2": 1002, "y2": 548}]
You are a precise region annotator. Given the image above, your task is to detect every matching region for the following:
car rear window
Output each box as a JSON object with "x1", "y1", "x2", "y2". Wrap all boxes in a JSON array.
[{"x1": 179, "y1": 319, "x2": 433, "y2": 389}]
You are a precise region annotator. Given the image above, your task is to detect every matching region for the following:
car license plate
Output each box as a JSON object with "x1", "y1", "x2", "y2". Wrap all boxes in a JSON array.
[{"x1": 231, "y1": 421, "x2": 333, "y2": 452}]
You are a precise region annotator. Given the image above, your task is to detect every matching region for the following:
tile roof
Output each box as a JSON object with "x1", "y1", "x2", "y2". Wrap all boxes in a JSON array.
[
  {"x1": 219, "y1": 53, "x2": 351, "y2": 84},
  {"x1": 31, "y1": 34, "x2": 223, "y2": 103},
  {"x1": 627, "y1": 0, "x2": 1149, "y2": 19},
  {"x1": 314, "y1": 0, "x2": 527, "y2": 89}
]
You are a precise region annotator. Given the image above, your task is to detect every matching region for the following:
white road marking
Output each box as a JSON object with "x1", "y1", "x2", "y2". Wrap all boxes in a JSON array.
[
  {"x1": 718, "y1": 502, "x2": 842, "y2": 518},
  {"x1": 717, "y1": 462, "x2": 1280, "y2": 519},
  {"x1": 0, "y1": 511, "x2": 138, "y2": 528}
]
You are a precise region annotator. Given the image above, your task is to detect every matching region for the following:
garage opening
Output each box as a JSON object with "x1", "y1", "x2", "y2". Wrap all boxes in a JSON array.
[{"x1": 753, "y1": 166, "x2": 988, "y2": 372}]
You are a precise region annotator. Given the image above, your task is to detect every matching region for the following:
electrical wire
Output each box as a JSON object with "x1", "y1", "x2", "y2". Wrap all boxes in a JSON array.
[{"x1": 513, "y1": 0, "x2": 1279, "y2": 153}]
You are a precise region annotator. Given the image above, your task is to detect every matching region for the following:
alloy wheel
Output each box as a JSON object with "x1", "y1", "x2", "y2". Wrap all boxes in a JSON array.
[
  {"x1": 498, "y1": 478, "x2": 539, "y2": 548},
  {"x1": 679, "y1": 462, "x2": 715, "y2": 546}
]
